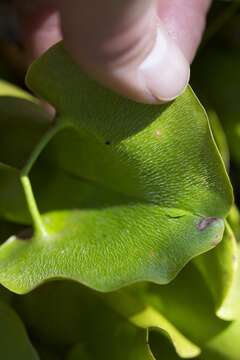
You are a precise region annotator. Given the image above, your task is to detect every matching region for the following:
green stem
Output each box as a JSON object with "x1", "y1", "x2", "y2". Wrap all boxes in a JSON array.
[
  {"x1": 21, "y1": 121, "x2": 65, "y2": 176},
  {"x1": 20, "y1": 119, "x2": 68, "y2": 238},
  {"x1": 21, "y1": 176, "x2": 48, "y2": 238}
]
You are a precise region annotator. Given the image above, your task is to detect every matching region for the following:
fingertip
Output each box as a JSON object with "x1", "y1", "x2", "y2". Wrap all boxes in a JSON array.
[{"x1": 139, "y1": 26, "x2": 190, "y2": 103}]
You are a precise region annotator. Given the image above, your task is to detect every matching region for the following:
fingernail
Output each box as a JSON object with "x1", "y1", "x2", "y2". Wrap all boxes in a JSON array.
[{"x1": 139, "y1": 24, "x2": 190, "y2": 102}]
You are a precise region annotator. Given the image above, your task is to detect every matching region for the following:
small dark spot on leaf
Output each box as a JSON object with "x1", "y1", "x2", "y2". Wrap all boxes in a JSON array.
[
  {"x1": 105, "y1": 141, "x2": 111, "y2": 145},
  {"x1": 17, "y1": 227, "x2": 33, "y2": 240},
  {"x1": 197, "y1": 217, "x2": 219, "y2": 231}
]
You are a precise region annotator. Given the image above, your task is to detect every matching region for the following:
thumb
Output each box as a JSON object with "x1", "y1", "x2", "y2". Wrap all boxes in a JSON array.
[{"x1": 58, "y1": 0, "x2": 190, "y2": 103}]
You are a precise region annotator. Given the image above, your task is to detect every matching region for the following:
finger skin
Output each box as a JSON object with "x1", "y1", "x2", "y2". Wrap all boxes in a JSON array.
[
  {"x1": 58, "y1": 0, "x2": 190, "y2": 103},
  {"x1": 157, "y1": 0, "x2": 212, "y2": 62},
  {"x1": 18, "y1": 0, "x2": 211, "y2": 103}
]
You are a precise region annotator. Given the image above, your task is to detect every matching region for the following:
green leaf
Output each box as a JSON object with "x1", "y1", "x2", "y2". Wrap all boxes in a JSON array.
[
  {"x1": 0, "y1": 42, "x2": 232, "y2": 293},
  {"x1": 15, "y1": 280, "x2": 199, "y2": 359},
  {"x1": 0, "y1": 301, "x2": 39, "y2": 359},
  {"x1": 194, "y1": 222, "x2": 239, "y2": 320},
  {"x1": 137, "y1": 219, "x2": 240, "y2": 358},
  {"x1": 228, "y1": 205, "x2": 240, "y2": 242},
  {"x1": 199, "y1": 319, "x2": 240, "y2": 360},
  {"x1": 216, "y1": 213, "x2": 240, "y2": 320},
  {"x1": 66, "y1": 326, "x2": 153, "y2": 360},
  {"x1": 218, "y1": 244, "x2": 240, "y2": 320},
  {"x1": 16, "y1": 281, "x2": 154, "y2": 360},
  {"x1": 125, "y1": 269, "x2": 227, "y2": 349},
  {"x1": 192, "y1": 47, "x2": 240, "y2": 164},
  {"x1": 104, "y1": 291, "x2": 200, "y2": 358},
  {"x1": 0, "y1": 206, "x2": 228, "y2": 293},
  {"x1": 13, "y1": 248, "x2": 240, "y2": 360},
  {"x1": 207, "y1": 110, "x2": 230, "y2": 169}
]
